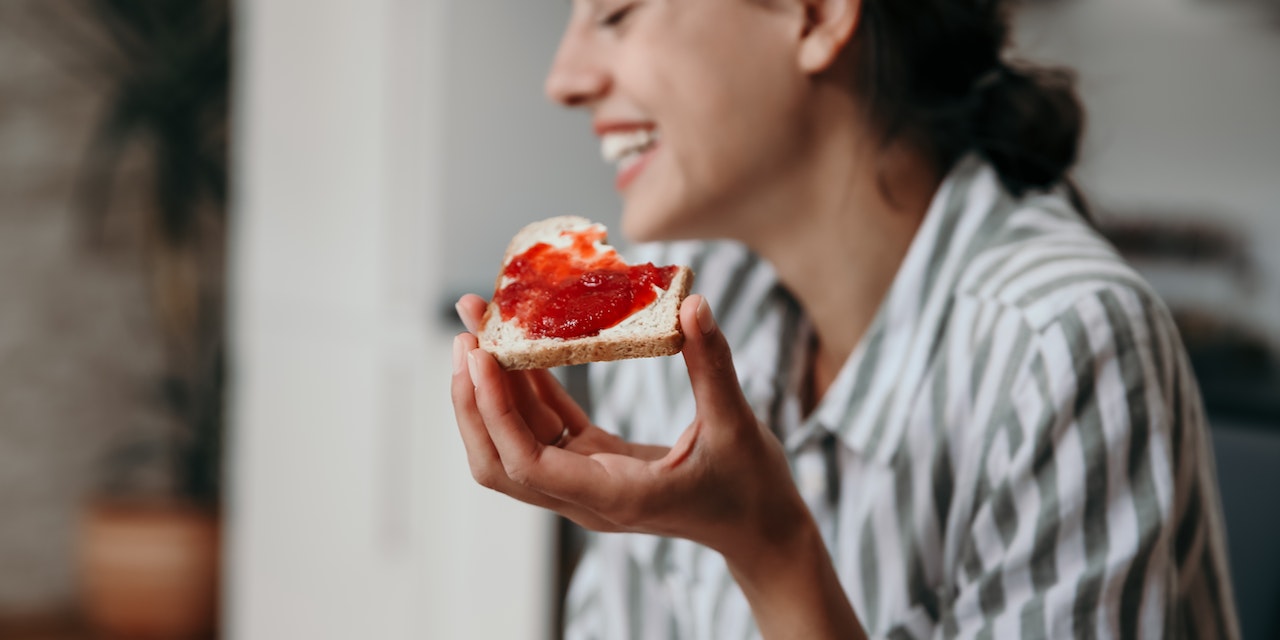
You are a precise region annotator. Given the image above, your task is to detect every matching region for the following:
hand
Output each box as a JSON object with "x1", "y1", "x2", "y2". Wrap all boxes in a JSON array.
[{"x1": 450, "y1": 293, "x2": 811, "y2": 561}]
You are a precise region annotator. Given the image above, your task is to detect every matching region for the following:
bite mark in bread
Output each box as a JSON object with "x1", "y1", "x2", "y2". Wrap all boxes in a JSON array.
[{"x1": 479, "y1": 216, "x2": 693, "y2": 370}]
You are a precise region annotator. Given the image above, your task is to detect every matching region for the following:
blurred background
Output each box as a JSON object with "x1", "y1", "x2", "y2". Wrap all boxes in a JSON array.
[{"x1": 0, "y1": 0, "x2": 1276, "y2": 639}]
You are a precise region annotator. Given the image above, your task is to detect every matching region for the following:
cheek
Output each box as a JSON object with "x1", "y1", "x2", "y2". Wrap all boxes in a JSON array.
[
  {"x1": 617, "y1": 16, "x2": 807, "y2": 238},
  {"x1": 659, "y1": 56, "x2": 805, "y2": 202}
]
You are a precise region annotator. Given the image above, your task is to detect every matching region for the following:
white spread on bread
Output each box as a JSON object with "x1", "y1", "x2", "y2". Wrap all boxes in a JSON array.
[
  {"x1": 496, "y1": 220, "x2": 613, "y2": 290},
  {"x1": 480, "y1": 215, "x2": 692, "y2": 370}
]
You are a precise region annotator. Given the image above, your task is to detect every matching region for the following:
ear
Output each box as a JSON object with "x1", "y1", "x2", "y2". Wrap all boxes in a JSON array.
[{"x1": 796, "y1": 0, "x2": 862, "y2": 74}]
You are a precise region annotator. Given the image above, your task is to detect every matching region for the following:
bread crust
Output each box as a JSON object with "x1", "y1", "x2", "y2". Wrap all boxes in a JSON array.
[{"x1": 478, "y1": 217, "x2": 693, "y2": 370}]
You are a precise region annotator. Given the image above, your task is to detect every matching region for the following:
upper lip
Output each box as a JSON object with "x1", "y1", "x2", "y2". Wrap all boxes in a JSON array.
[{"x1": 593, "y1": 120, "x2": 656, "y2": 136}]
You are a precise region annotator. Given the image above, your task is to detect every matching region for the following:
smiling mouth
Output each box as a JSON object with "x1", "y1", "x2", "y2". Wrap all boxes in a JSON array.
[{"x1": 601, "y1": 128, "x2": 659, "y2": 173}]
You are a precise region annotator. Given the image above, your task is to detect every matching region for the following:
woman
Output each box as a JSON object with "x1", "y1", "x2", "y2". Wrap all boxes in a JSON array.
[{"x1": 451, "y1": 0, "x2": 1239, "y2": 637}]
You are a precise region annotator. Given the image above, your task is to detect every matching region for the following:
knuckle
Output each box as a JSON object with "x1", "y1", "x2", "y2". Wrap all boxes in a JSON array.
[
  {"x1": 470, "y1": 465, "x2": 501, "y2": 490},
  {"x1": 502, "y1": 442, "x2": 544, "y2": 487},
  {"x1": 503, "y1": 460, "x2": 531, "y2": 486}
]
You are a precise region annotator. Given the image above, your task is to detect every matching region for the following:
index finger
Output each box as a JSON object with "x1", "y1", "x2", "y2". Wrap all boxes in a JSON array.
[
  {"x1": 467, "y1": 347, "x2": 650, "y2": 513},
  {"x1": 455, "y1": 294, "x2": 488, "y2": 334}
]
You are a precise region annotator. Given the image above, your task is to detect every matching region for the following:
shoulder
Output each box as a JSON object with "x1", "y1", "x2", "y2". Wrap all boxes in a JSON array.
[
  {"x1": 939, "y1": 201, "x2": 1198, "y2": 499},
  {"x1": 952, "y1": 193, "x2": 1167, "y2": 335},
  {"x1": 938, "y1": 191, "x2": 1191, "y2": 431}
]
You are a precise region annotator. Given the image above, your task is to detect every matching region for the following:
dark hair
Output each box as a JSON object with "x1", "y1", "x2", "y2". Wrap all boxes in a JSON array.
[{"x1": 853, "y1": 0, "x2": 1086, "y2": 200}]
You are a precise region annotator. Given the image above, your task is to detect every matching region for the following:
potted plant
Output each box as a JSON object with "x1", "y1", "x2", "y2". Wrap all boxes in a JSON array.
[{"x1": 35, "y1": 1, "x2": 231, "y2": 636}]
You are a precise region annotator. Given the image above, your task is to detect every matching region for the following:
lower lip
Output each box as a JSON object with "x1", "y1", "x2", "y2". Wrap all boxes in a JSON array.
[{"x1": 615, "y1": 145, "x2": 658, "y2": 192}]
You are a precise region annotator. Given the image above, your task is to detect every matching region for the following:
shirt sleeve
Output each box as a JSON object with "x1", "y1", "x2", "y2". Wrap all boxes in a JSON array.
[{"x1": 936, "y1": 286, "x2": 1239, "y2": 639}]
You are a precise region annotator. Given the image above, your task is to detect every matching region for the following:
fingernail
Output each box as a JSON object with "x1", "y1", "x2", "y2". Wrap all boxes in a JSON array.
[
  {"x1": 467, "y1": 351, "x2": 482, "y2": 387},
  {"x1": 454, "y1": 302, "x2": 470, "y2": 332},
  {"x1": 452, "y1": 336, "x2": 464, "y2": 374},
  {"x1": 696, "y1": 297, "x2": 716, "y2": 336}
]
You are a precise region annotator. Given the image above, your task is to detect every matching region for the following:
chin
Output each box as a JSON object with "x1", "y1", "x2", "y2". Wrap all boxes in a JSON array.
[
  {"x1": 619, "y1": 198, "x2": 704, "y2": 245},
  {"x1": 623, "y1": 192, "x2": 753, "y2": 247},
  {"x1": 619, "y1": 163, "x2": 748, "y2": 244}
]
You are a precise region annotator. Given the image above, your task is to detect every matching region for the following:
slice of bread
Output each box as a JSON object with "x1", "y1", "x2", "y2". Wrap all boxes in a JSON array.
[{"x1": 479, "y1": 216, "x2": 693, "y2": 370}]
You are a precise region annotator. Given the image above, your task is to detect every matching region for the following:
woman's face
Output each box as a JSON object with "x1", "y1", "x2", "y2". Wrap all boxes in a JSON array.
[{"x1": 546, "y1": 0, "x2": 815, "y2": 243}]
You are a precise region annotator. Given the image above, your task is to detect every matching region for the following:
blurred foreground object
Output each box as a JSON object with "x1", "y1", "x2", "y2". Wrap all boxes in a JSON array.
[
  {"x1": 33, "y1": 0, "x2": 231, "y2": 636},
  {"x1": 80, "y1": 501, "x2": 219, "y2": 639}
]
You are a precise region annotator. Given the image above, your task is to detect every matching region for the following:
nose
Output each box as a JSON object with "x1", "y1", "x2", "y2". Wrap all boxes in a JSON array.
[{"x1": 544, "y1": 27, "x2": 610, "y2": 107}]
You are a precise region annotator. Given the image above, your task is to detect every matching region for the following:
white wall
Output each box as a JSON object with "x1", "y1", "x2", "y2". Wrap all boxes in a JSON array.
[
  {"x1": 1016, "y1": 0, "x2": 1280, "y2": 342},
  {"x1": 229, "y1": 1, "x2": 552, "y2": 638}
]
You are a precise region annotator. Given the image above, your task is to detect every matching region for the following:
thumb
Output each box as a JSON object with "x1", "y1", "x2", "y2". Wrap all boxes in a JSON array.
[{"x1": 680, "y1": 295, "x2": 752, "y2": 423}]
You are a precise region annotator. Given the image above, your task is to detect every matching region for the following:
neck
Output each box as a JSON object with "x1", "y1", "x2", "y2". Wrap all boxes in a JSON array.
[{"x1": 742, "y1": 112, "x2": 941, "y2": 396}]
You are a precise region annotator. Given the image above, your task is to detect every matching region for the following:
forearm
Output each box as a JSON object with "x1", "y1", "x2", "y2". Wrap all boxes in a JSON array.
[{"x1": 724, "y1": 517, "x2": 867, "y2": 640}]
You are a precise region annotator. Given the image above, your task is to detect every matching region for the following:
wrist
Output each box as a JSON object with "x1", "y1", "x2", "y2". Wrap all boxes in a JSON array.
[
  {"x1": 722, "y1": 509, "x2": 824, "y2": 589},
  {"x1": 720, "y1": 507, "x2": 866, "y2": 639}
]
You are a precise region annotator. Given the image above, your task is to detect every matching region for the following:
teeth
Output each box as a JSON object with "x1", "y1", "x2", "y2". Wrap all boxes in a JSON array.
[
  {"x1": 601, "y1": 128, "x2": 658, "y2": 165},
  {"x1": 617, "y1": 151, "x2": 643, "y2": 174}
]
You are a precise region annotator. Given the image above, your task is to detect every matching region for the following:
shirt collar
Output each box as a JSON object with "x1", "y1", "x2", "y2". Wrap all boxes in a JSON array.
[{"x1": 781, "y1": 156, "x2": 1007, "y2": 465}]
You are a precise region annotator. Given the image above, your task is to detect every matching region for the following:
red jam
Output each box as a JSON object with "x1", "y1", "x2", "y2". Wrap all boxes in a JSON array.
[{"x1": 494, "y1": 227, "x2": 677, "y2": 340}]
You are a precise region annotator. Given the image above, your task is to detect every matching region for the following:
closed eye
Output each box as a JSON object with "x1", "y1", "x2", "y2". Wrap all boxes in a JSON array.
[{"x1": 598, "y1": 2, "x2": 637, "y2": 29}]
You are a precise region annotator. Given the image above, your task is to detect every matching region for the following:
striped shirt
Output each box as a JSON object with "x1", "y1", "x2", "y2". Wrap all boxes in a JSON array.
[{"x1": 563, "y1": 157, "x2": 1239, "y2": 639}]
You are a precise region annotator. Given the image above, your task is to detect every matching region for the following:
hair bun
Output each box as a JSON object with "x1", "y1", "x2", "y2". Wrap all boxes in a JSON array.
[{"x1": 970, "y1": 62, "x2": 1085, "y2": 196}]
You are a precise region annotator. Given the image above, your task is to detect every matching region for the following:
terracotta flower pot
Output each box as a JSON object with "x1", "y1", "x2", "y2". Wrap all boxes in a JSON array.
[{"x1": 79, "y1": 500, "x2": 220, "y2": 639}]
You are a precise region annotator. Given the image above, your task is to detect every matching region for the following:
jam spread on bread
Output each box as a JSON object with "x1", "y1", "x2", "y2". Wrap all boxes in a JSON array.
[{"x1": 495, "y1": 227, "x2": 677, "y2": 340}]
